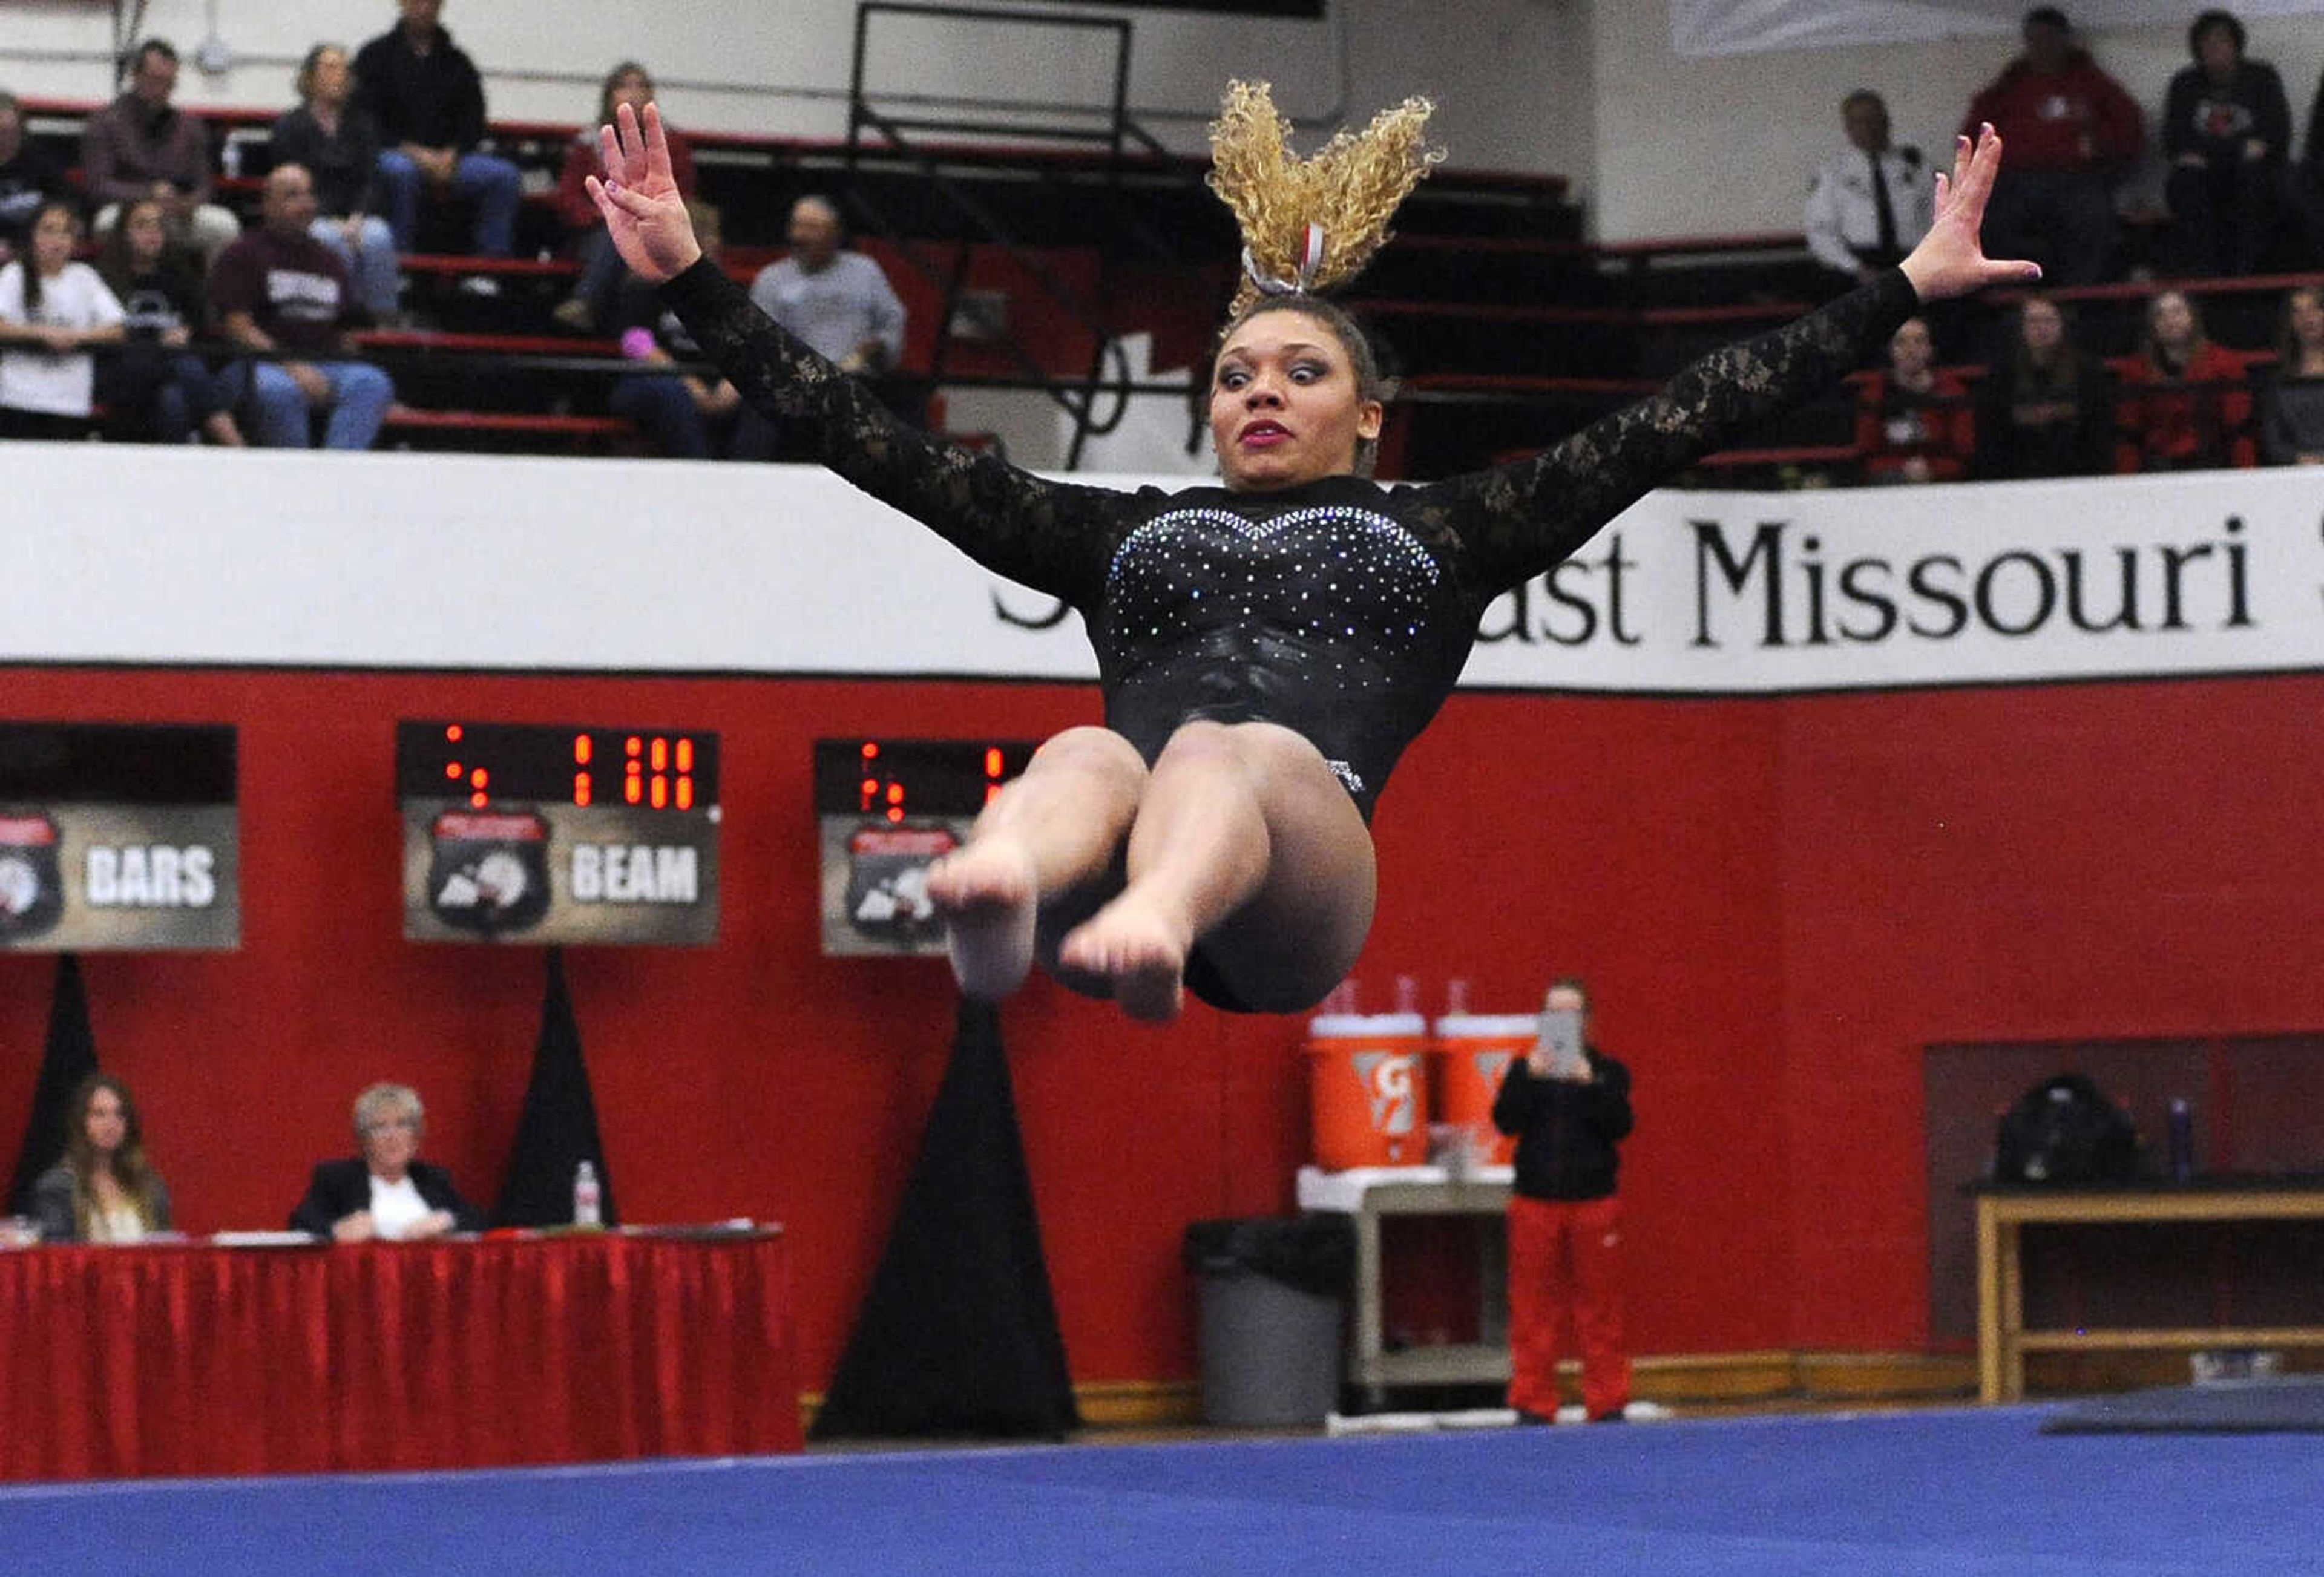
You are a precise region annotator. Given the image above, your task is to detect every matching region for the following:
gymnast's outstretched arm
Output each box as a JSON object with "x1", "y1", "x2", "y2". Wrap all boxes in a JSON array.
[
  {"x1": 589, "y1": 103, "x2": 1129, "y2": 605},
  {"x1": 1431, "y1": 124, "x2": 2041, "y2": 595}
]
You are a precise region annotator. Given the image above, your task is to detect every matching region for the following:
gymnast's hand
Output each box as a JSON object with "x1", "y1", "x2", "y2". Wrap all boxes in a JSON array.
[
  {"x1": 1897, "y1": 122, "x2": 2041, "y2": 302},
  {"x1": 586, "y1": 102, "x2": 701, "y2": 283}
]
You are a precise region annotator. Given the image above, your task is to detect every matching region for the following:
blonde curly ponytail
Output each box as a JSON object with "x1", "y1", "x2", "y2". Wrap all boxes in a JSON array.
[{"x1": 1207, "y1": 80, "x2": 1443, "y2": 318}]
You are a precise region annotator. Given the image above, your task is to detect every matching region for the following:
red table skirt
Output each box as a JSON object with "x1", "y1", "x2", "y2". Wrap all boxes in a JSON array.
[{"x1": 0, "y1": 1231, "x2": 801, "y2": 1480}]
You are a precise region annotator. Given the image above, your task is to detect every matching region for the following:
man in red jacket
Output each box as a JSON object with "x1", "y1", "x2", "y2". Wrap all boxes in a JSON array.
[{"x1": 1965, "y1": 7, "x2": 2142, "y2": 284}]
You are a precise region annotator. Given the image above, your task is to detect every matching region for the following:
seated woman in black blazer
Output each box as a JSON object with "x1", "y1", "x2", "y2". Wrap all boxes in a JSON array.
[{"x1": 290, "y1": 1082, "x2": 483, "y2": 1241}]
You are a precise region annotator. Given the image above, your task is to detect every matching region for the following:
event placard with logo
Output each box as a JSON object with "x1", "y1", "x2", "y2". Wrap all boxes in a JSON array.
[
  {"x1": 0, "y1": 722, "x2": 238, "y2": 951},
  {"x1": 398, "y1": 721, "x2": 720, "y2": 945},
  {"x1": 815, "y1": 739, "x2": 1035, "y2": 957}
]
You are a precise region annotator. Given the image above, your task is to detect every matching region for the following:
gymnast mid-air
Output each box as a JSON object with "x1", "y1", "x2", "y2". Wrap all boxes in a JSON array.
[{"x1": 588, "y1": 85, "x2": 2036, "y2": 1025}]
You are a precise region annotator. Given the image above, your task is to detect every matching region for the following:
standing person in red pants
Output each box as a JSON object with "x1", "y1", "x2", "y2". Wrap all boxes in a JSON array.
[{"x1": 1493, "y1": 977, "x2": 1635, "y2": 1424}]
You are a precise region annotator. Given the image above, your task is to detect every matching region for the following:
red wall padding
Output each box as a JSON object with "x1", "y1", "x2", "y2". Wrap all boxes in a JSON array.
[{"x1": 2, "y1": 665, "x2": 2319, "y2": 1386}]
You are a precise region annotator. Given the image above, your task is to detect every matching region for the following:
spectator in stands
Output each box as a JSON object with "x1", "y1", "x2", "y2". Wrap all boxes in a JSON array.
[
  {"x1": 94, "y1": 195, "x2": 243, "y2": 445},
  {"x1": 1805, "y1": 90, "x2": 1932, "y2": 296},
  {"x1": 607, "y1": 199, "x2": 759, "y2": 459},
  {"x1": 749, "y1": 195, "x2": 905, "y2": 379},
  {"x1": 742, "y1": 195, "x2": 909, "y2": 453},
  {"x1": 354, "y1": 0, "x2": 522, "y2": 259},
  {"x1": 2117, "y1": 288, "x2": 2254, "y2": 470},
  {"x1": 2161, "y1": 10, "x2": 2291, "y2": 278},
  {"x1": 2261, "y1": 284, "x2": 2324, "y2": 464},
  {"x1": 29, "y1": 1074, "x2": 173, "y2": 1244},
  {"x1": 209, "y1": 163, "x2": 394, "y2": 450},
  {"x1": 80, "y1": 39, "x2": 241, "y2": 266},
  {"x1": 553, "y1": 62, "x2": 695, "y2": 333},
  {"x1": 1975, "y1": 293, "x2": 2115, "y2": 479},
  {"x1": 1857, "y1": 315, "x2": 1974, "y2": 483},
  {"x1": 0, "y1": 90, "x2": 67, "y2": 265},
  {"x1": 1963, "y1": 8, "x2": 2141, "y2": 286},
  {"x1": 2290, "y1": 63, "x2": 2324, "y2": 265},
  {"x1": 0, "y1": 199, "x2": 124, "y2": 440},
  {"x1": 290, "y1": 1082, "x2": 482, "y2": 1242},
  {"x1": 272, "y1": 44, "x2": 402, "y2": 321}
]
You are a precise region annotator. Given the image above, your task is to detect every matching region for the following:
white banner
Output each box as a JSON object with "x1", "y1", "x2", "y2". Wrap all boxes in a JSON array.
[
  {"x1": 5, "y1": 442, "x2": 2320, "y2": 695},
  {"x1": 1672, "y1": 0, "x2": 2324, "y2": 56}
]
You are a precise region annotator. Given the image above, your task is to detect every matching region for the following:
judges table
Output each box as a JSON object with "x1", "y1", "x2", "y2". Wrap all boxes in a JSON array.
[
  {"x1": 0, "y1": 1229, "x2": 800, "y2": 1481},
  {"x1": 1975, "y1": 1179, "x2": 2324, "y2": 1404},
  {"x1": 1299, "y1": 1164, "x2": 1512, "y2": 1408}
]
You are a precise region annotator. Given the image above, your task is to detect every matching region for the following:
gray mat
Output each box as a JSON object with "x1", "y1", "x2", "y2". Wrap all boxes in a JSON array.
[{"x1": 2042, "y1": 1377, "x2": 2324, "y2": 1434}]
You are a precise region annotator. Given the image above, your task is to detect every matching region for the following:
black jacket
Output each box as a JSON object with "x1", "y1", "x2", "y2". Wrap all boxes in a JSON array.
[
  {"x1": 1492, "y1": 1048, "x2": 1633, "y2": 1201},
  {"x1": 290, "y1": 1157, "x2": 483, "y2": 1236},
  {"x1": 269, "y1": 103, "x2": 385, "y2": 217},
  {"x1": 2164, "y1": 61, "x2": 2291, "y2": 169},
  {"x1": 352, "y1": 25, "x2": 488, "y2": 152}
]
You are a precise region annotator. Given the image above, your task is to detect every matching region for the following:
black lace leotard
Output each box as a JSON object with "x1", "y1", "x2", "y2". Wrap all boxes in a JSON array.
[{"x1": 661, "y1": 258, "x2": 1917, "y2": 821}]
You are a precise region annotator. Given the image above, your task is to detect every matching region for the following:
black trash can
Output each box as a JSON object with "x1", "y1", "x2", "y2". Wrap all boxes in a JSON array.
[{"x1": 1181, "y1": 1216, "x2": 1353, "y2": 1426}]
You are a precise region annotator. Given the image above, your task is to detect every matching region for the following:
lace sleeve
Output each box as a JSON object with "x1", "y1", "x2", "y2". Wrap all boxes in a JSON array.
[
  {"x1": 658, "y1": 257, "x2": 1128, "y2": 606},
  {"x1": 1425, "y1": 270, "x2": 1920, "y2": 597}
]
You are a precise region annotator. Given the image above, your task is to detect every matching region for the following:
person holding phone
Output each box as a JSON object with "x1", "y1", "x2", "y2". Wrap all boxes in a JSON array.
[{"x1": 1491, "y1": 976, "x2": 1635, "y2": 1424}]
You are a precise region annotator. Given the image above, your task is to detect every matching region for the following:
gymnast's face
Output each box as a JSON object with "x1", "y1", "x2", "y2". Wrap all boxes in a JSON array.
[{"x1": 1210, "y1": 310, "x2": 1383, "y2": 492}]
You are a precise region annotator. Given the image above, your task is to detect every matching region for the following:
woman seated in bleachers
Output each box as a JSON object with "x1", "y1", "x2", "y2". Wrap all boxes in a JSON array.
[
  {"x1": 0, "y1": 199, "x2": 124, "y2": 439},
  {"x1": 1974, "y1": 293, "x2": 2114, "y2": 479},
  {"x1": 29, "y1": 1073, "x2": 174, "y2": 1244},
  {"x1": 1857, "y1": 314, "x2": 1974, "y2": 482},
  {"x1": 271, "y1": 44, "x2": 402, "y2": 321},
  {"x1": 2261, "y1": 284, "x2": 2324, "y2": 465},
  {"x1": 94, "y1": 194, "x2": 243, "y2": 445},
  {"x1": 553, "y1": 62, "x2": 695, "y2": 334},
  {"x1": 2116, "y1": 289, "x2": 2255, "y2": 471}
]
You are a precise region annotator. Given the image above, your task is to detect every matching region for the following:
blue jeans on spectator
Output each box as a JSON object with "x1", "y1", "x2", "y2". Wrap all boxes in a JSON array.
[
  {"x1": 310, "y1": 215, "x2": 405, "y2": 318},
  {"x1": 608, "y1": 373, "x2": 715, "y2": 458},
  {"x1": 376, "y1": 149, "x2": 522, "y2": 256},
  {"x1": 244, "y1": 359, "x2": 394, "y2": 450}
]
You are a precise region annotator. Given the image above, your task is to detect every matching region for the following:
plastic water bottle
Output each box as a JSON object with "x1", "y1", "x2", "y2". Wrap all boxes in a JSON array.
[
  {"x1": 2167, "y1": 1099, "x2": 2194, "y2": 1183},
  {"x1": 573, "y1": 1159, "x2": 602, "y2": 1227}
]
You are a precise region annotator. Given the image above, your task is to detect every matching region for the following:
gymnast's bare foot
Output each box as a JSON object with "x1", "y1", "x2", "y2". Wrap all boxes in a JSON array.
[
  {"x1": 1059, "y1": 895, "x2": 1189, "y2": 1025},
  {"x1": 927, "y1": 838, "x2": 1038, "y2": 1002}
]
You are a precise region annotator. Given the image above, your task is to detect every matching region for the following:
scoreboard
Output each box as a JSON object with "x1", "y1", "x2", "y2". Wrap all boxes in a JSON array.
[
  {"x1": 396, "y1": 722, "x2": 720, "y2": 946},
  {"x1": 813, "y1": 738, "x2": 1034, "y2": 957}
]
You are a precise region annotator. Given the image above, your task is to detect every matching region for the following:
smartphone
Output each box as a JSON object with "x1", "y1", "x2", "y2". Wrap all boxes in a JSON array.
[{"x1": 1537, "y1": 1006, "x2": 1587, "y2": 1078}]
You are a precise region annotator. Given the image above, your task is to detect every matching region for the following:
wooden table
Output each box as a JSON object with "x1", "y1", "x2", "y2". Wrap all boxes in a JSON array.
[
  {"x1": 1974, "y1": 1181, "x2": 2324, "y2": 1403},
  {"x1": 1298, "y1": 1164, "x2": 1512, "y2": 1409}
]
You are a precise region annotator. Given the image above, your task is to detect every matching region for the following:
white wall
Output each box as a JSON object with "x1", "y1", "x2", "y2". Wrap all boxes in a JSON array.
[
  {"x1": 17, "y1": 1, "x2": 2314, "y2": 243},
  {"x1": 2, "y1": 0, "x2": 1592, "y2": 181},
  {"x1": 1588, "y1": 0, "x2": 2324, "y2": 241}
]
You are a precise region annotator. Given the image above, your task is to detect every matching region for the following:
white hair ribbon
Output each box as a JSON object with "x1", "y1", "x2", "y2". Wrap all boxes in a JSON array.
[{"x1": 1242, "y1": 222, "x2": 1328, "y2": 297}]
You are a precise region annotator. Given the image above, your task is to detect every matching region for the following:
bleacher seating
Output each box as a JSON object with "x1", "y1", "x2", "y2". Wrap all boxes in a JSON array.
[{"x1": 8, "y1": 92, "x2": 2322, "y2": 476}]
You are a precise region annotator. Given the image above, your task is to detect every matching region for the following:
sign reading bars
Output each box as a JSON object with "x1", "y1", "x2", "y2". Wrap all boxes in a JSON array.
[{"x1": 0, "y1": 723, "x2": 238, "y2": 952}]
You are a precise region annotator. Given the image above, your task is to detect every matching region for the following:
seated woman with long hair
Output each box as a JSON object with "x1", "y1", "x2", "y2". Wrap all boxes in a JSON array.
[
  {"x1": 93, "y1": 194, "x2": 244, "y2": 445},
  {"x1": 1857, "y1": 314, "x2": 1974, "y2": 483},
  {"x1": 2261, "y1": 284, "x2": 2324, "y2": 465},
  {"x1": 29, "y1": 1074, "x2": 173, "y2": 1244},
  {"x1": 0, "y1": 200, "x2": 124, "y2": 440},
  {"x1": 2116, "y1": 289, "x2": 2256, "y2": 472},
  {"x1": 1975, "y1": 293, "x2": 2113, "y2": 479}
]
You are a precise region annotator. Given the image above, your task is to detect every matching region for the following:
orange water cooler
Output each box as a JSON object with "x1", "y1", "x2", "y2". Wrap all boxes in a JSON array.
[
  {"x1": 1428, "y1": 1013, "x2": 1535, "y2": 1166},
  {"x1": 1304, "y1": 1011, "x2": 1430, "y2": 1169}
]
